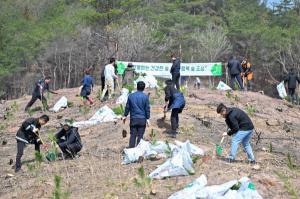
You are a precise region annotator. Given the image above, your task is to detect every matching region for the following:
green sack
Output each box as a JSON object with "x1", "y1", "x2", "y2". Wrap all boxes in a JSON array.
[
  {"x1": 46, "y1": 150, "x2": 57, "y2": 161},
  {"x1": 216, "y1": 144, "x2": 223, "y2": 156}
]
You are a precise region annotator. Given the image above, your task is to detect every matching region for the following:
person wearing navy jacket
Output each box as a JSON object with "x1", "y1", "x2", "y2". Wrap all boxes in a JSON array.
[
  {"x1": 164, "y1": 79, "x2": 185, "y2": 138},
  {"x1": 15, "y1": 115, "x2": 49, "y2": 172},
  {"x1": 170, "y1": 54, "x2": 181, "y2": 90},
  {"x1": 217, "y1": 103, "x2": 255, "y2": 164},
  {"x1": 55, "y1": 119, "x2": 82, "y2": 158},
  {"x1": 123, "y1": 81, "x2": 150, "y2": 148},
  {"x1": 227, "y1": 56, "x2": 244, "y2": 90},
  {"x1": 80, "y1": 68, "x2": 94, "y2": 105}
]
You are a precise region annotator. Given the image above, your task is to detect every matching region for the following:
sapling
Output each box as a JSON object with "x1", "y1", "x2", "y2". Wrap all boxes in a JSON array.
[
  {"x1": 133, "y1": 166, "x2": 153, "y2": 198},
  {"x1": 52, "y1": 175, "x2": 70, "y2": 199}
]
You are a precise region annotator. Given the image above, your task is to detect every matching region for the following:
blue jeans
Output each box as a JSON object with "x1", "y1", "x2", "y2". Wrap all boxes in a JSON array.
[{"x1": 229, "y1": 130, "x2": 255, "y2": 161}]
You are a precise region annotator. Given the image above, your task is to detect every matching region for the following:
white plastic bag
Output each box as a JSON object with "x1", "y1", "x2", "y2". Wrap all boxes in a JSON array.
[
  {"x1": 116, "y1": 88, "x2": 129, "y2": 106},
  {"x1": 277, "y1": 81, "x2": 287, "y2": 99},
  {"x1": 217, "y1": 81, "x2": 232, "y2": 91},
  {"x1": 50, "y1": 96, "x2": 68, "y2": 112},
  {"x1": 122, "y1": 139, "x2": 155, "y2": 164},
  {"x1": 149, "y1": 148, "x2": 194, "y2": 179},
  {"x1": 170, "y1": 175, "x2": 263, "y2": 199},
  {"x1": 135, "y1": 74, "x2": 158, "y2": 88},
  {"x1": 196, "y1": 179, "x2": 238, "y2": 198},
  {"x1": 73, "y1": 105, "x2": 119, "y2": 127},
  {"x1": 168, "y1": 175, "x2": 207, "y2": 199},
  {"x1": 174, "y1": 140, "x2": 205, "y2": 156}
]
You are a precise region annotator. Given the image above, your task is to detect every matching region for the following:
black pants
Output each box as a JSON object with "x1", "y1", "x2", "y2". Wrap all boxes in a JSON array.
[
  {"x1": 25, "y1": 94, "x2": 48, "y2": 111},
  {"x1": 172, "y1": 73, "x2": 180, "y2": 90},
  {"x1": 230, "y1": 74, "x2": 244, "y2": 90},
  {"x1": 288, "y1": 88, "x2": 295, "y2": 96},
  {"x1": 171, "y1": 108, "x2": 180, "y2": 134},
  {"x1": 57, "y1": 139, "x2": 81, "y2": 156},
  {"x1": 129, "y1": 118, "x2": 146, "y2": 148},
  {"x1": 15, "y1": 141, "x2": 40, "y2": 169},
  {"x1": 288, "y1": 88, "x2": 297, "y2": 103},
  {"x1": 101, "y1": 77, "x2": 108, "y2": 97}
]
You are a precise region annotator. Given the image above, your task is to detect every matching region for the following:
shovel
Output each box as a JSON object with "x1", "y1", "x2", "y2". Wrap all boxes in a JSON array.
[{"x1": 216, "y1": 136, "x2": 225, "y2": 156}]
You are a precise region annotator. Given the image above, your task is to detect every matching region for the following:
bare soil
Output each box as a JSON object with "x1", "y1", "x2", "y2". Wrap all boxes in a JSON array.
[{"x1": 0, "y1": 87, "x2": 299, "y2": 199}]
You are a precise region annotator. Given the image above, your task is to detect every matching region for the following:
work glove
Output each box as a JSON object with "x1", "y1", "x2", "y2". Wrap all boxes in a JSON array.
[
  {"x1": 36, "y1": 138, "x2": 43, "y2": 145},
  {"x1": 32, "y1": 127, "x2": 39, "y2": 133},
  {"x1": 146, "y1": 120, "x2": 150, "y2": 127},
  {"x1": 222, "y1": 132, "x2": 228, "y2": 136}
]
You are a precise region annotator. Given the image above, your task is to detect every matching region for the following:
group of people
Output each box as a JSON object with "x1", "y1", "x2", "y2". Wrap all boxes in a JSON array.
[
  {"x1": 16, "y1": 53, "x2": 300, "y2": 173},
  {"x1": 227, "y1": 56, "x2": 254, "y2": 91}
]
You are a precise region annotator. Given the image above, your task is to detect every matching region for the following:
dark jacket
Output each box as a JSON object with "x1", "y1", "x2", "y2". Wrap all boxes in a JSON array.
[
  {"x1": 16, "y1": 118, "x2": 41, "y2": 146},
  {"x1": 284, "y1": 72, "x2": 300, "y2": 89},
  {"x1": 33, "y1": 79, "x2": 49, "y2": 96},
  {"x1": 164, "y1": 82, "x2": 185, "y2": 111},
  {"x1": 124, "y1": 91, "x2": 150, "y2": 120},
  {"x1": 55, "y1": 127, "x2": 82, "y2": 149},
  {"x1": 170, "y1": 58, "x2": 181, "y2": 74},
  {"x1": 82, "y1": 75, "x2": 94, "y2": 90},
  {"x1": 225, "y1": 108, "x2": 254, "y2": 136},
  {"x1": 122, "y1": 67, "x2": 136, "y2": 86},
  {"x1": 227, "y1": 58, "x2": 243, "y2": 75}
]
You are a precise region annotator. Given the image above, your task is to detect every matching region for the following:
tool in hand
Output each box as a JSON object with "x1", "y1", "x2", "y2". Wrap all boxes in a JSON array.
[{"x1": 216, "y1": 136, "x2": 225, "y2": 156}]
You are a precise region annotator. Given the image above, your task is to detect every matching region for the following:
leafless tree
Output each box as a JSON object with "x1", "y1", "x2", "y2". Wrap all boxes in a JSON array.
[{"x1": 192, "y1": 23, "x2": 232, "y2": 86}]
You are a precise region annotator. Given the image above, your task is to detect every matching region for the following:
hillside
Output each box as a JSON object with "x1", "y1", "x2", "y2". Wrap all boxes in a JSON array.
[{"x1": 0, "y1": 86, "x2": 300, "y2": 199}]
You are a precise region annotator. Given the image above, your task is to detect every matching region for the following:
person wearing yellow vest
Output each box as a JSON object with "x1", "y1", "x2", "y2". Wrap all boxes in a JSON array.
[{"x1": 241, "y1": 58, "x2": 254, "y2": 91}]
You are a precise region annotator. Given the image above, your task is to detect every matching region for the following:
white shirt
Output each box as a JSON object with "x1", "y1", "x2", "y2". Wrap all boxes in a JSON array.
[{"x1": 104, "y1": 64, "x2": 116, "y2": 81}]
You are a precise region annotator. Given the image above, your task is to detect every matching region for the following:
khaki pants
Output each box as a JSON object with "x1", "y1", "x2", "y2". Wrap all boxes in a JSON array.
[{"x1": 101, "y1": 79, "x2": 114, "y2": 100}]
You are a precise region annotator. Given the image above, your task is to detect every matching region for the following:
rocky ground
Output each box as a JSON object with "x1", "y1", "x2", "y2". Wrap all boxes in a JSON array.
[{"x1": 0, "y1": 86, "x2": 299, "y2": 199}]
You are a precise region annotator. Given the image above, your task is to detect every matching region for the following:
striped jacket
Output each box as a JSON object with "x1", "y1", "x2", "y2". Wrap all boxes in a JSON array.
[{"x1": 16, "y1": 118, "x2": 41, "y2": 144}]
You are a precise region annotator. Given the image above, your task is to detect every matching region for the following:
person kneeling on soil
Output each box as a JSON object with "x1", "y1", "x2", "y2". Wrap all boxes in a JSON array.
[
  {"x1": 122, "y1": 81, "x2": 150, "y2": 148},
  {"x1": 15, "y1": 115, "x2": 50, "y2": 172},
  {"x1": 55, "y1": 119, "x2": 82, "y2": 158},
  {"x1": 216, "y1": 103, "x2": 256, "y2": 164},
  {"x1": 164, "y1": 79, "x2": 185, "y2": 138}
]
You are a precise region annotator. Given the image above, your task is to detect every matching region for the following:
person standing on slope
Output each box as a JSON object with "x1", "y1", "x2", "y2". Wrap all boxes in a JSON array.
[
  {"x1": 122, "y1": 81, "x2": 150, "y2": 148},
  {"x1": 101, "y1": 58, "x2": 118, "y2": 101},
  {"x1": 170, "y1": 54, "x2": 181, "y2": 90},
  {"x1": 227, "y1": 56, "x2": 244, "y2": 90}
]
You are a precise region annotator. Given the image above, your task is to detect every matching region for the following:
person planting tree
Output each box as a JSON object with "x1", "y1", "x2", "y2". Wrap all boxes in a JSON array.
[
  {"x1": 55, "y1": 119, "x2": 82, "y2": 159},
  {"x1": 216, "y1": 103, "x2": 256, "y2": 164},
  {"x1": 15, "y1": 115, "x2": 50, "y2": 172},
  {"x1": 25, "y1": 76, "x2": 58, "y2": 111},
  {"x1": 164, "y1": 79, "x2": 185, "y2": 138}
]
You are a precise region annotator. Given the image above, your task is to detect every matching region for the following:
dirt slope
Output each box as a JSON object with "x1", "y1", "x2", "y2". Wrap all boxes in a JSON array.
[{"x1": 0, "y1": 87, "x2": 299, "y2": 199}]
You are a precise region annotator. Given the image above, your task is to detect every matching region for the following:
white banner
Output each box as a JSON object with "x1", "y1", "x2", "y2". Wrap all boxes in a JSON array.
[{"x1": 117, "y1": 61, "x2": 222, "y2": 77}]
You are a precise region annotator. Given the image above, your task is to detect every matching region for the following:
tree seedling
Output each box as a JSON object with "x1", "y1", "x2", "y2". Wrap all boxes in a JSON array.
[
  {"x1": 149, "y1": 129, "x2": 157, "y2": 145},
  {"x1": 52, "y1": 175, "x2": 70, "y2": 199},
  {"x1": 112, "y1": 104, "x2": 124, "y2": 115},
  {"x1": 133, "y1": 166, "x2": 153, "y2": 198}
]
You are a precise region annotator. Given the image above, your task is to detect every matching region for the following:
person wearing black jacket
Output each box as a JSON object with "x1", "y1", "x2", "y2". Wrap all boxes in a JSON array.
[
  {"x1": 227, "y1": 56, "x2": 244, "y2": 90},
  {"x1": 15, "y1": 115, "x2": 49, "y2": 172},
  {"x1": 25, "y1": 76, "x2": 58, "y2": 111},
  {"x1": 164, "y1": 80, "x2": 185, "y2": 138},
  {"x1": 284, "y1": 68, "x2": 300, "y2": 103},
  {"x1": 55, "y1": 119, "x2": 82, "y2": 158},
  {"x1": 217, "y1": 103, "x2": 255, "y2": 163},
  {"x1": 170, "y1": 54, "x2": 181, "y2": 90}
]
